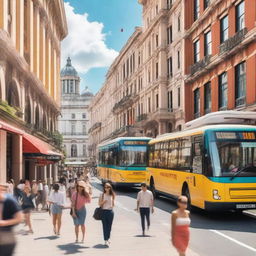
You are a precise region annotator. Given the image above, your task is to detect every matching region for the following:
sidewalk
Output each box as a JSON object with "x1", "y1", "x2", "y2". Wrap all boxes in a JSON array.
[{"x1": 14, "y1": 183, "x2": 199, "y2": 256}]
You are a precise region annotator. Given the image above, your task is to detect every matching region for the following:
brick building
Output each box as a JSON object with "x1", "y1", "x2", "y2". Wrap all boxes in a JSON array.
[{"x1": 184, "y1": 0, "x2": 256, "y2": 121}]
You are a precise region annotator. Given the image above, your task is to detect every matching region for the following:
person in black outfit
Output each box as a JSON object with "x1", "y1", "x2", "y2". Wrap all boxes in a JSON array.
[{"x1": 0, "y1": 183, "x2": 23, "y2": 256}]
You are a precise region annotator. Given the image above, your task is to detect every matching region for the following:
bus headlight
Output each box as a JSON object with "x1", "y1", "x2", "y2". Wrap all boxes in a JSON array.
[{"x1": 213, "y1": 189, "x2": 221, "y2": 200}]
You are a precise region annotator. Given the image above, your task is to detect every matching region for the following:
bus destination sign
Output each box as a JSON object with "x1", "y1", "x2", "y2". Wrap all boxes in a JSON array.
[
  {"x1": 123, "y1": 141, "x2": 148, "y2": 145},
  {"x1": 215, "y1": 132, "x2": 256, "y2": 140}
]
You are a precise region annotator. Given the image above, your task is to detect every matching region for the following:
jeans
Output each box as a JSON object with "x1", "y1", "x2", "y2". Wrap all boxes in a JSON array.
[
  {"x1": 0, "y1": 243, "x2": 16, "y2": 256},
  {"x1": 101, "y1": 209, "x2": 114, "y2": 241},
  {"x1": 139, "y1": 207, "x2": 150, "y2": 232}
]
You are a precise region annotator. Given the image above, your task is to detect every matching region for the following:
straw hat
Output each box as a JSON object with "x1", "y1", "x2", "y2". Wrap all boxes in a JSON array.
[{"x1": 77, "y1": 180, "x2": 90, "y2": 193}]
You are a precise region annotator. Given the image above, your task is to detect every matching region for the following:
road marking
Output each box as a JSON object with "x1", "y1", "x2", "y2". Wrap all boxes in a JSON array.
[{"x1": 210, "y1": 230, "x2": 256, "y2": 252}]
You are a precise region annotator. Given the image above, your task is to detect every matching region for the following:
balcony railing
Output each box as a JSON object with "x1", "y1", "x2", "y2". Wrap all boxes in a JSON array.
[
  {"x1": 190, "y1": 55, "x2": 211, "y2": 75},
  {"x1": 235, "y1": 96, "x2": 246, "y2": 107},
  {"x1": 136, "y1": 114, "x2": 148, "y2": 122},
  {"x1": 88, "y1": 122, "x2": 102, "y2": 134},
  {"x1": 220, "y1": 28, "x2": 248, "y2": 54},
  {"x1": 62, "y1": 132, "x2": 88, "y2": 136},
  {"x1": 112, "y1": 93, "x2": 138, "y2": 113}
]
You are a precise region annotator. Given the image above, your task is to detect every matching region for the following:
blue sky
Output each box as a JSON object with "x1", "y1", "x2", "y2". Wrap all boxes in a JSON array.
[{"x1": 62, "y1": 0, "x2": 142, "y2": 94}]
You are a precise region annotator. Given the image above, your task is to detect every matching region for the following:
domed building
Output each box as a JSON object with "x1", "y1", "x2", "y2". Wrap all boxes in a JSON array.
[{"x1": 58, "y1": 58, "x2": 94, "y2": 171}]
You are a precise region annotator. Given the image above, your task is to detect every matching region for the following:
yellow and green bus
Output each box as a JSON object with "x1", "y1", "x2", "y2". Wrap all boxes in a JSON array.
[
  {"x1": 97, "y1": 137, "x2": 151, "y2": 187},
  {"x1": 147, "y1": 125, "x2": 256, "y2": 211}
]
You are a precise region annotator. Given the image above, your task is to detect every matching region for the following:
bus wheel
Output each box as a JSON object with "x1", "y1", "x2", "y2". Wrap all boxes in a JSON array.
[
  {"x1": 182, "y1": 186, "x2": 192, "y2": 211},
  {"x1": 150, "y1": 179, "x2": 158, "y2": 198}
]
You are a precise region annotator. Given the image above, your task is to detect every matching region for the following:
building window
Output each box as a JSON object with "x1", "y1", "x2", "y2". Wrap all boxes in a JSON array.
[
  {"x1": 148, "y1": 70, "x2": 151, "y2": 83},
  {"x1": 71, "y1": 123, "x2": 76, "y2": 135},
  {"x1": 82, "y1": 113, "x2": 86, "y2": 119},
  {"x1": 204, "y1": 31, "x2": 212, "y2": 56},
  {"x1": 178, "y1": 87, "x2": 181, "y2": 107},
  {"x1": 83, "y1": 145, "x2": 87, "y2": 157},
  {"x1": 204, "y1": 82, "x2": 211, "y2": 113},
  {"x1": 156, "y1": 94, "x2": 159, "y2": 109},
  {"x1": 194, "y1": 88, "x2": 200, "y2": 117},
  {"x1": 177, "y1": 51, "x2": 180, "y2": 69},
  {"x1": 156, "y1": 34, "x2": 159, "y2": 47},
  {"x1": 156, "y1": 62, "x2": 159, "y2": 79},
  {"x1": 148, "y1": 41, "x2": 151, "y2": 56},
  {"x1": 70, "y1": 80, "x2": 73, "y2": 93},
  {"x1": 235, "y1": 62, "x2": 246, "y2": 107},
  {"x1": 168, "y1": 91, "x2": 173, "y2": 111},
  {"x1": 204, "y1": 0, "x2": 210, "y2": 9},
  {"x1": 71, "y1": 144, "x2": 77, "y2": 157},
  {"x1": 194, "y1": 0, "x2": 200, "y2": 21},
  {"x1": 220, "y1": 15, "x2": 229, "y2": 43},
  {"x1": 156, "y1": 5, "x2": 159, "y2": 14},
  {"x1": 167, "y1": 0, "x2": 172, "y2": 9},
  {"x1": 83, "y1": 124, "x2": 86, "y2": 134},
  {"x1": 178, "y1": 16, "x2": 181, "y2": 31},
  {"x1": 194, "y1": 40, "x2": 200, "y2": 63},
  {"x1": 148, "y1": 97, "x2": 151, "y2": 113},
  {"x1": 72, "y1": 113, "x2": 75, "y2": 119},
  {"x1": 218, "y1": 72, "x2": 228, "y2": 109},
  {"x1": 167, "y1": 57, "x2": 173, "y2": 78},
  {"x1": 236, "y1": 1, "x2": 245, "y2": 32},
  {"x1": 167, "y1": 26, "x2": 172, "y2": 45}
]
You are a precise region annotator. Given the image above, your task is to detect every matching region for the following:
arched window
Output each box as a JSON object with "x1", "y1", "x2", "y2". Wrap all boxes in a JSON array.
[
  {"x1": 71, "y1": 144, "x2": 77, "y2": 157},
  {"x1": 8, "y1": 82, "x2": 20, "y2": 108},
  {"x1": 35, "y1": 105, "x2": 40, "y2": 129},
  {"x1": 25, "y1": 98, "x2": 31, "y2": 124}
]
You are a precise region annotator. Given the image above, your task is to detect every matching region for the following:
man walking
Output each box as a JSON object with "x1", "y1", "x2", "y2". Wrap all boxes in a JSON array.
[{"x1": 136, "y1": 183, "x2": 154, "y2": 236}]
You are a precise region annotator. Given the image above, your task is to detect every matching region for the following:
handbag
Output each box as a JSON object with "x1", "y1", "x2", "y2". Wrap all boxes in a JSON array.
[
  {"x1": 70, "y1": 191, "x2": 78, "y2": 216},
  {"x1": 93, "y1": 194, "x2": 103, "y2": 220},
  {"x1": 93, "y1": 207, "x2": 103, "y2": 220}
]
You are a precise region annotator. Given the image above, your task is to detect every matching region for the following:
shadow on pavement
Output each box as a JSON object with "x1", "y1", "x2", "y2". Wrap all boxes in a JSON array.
[
  {"x1": 134, "y1": 235, "x2": 153, "y2": 237},
  {"x1": 92, "y1": 181, "x2": 256, "y2": 234},
  {"x1": 34, "y1": 235, "x2": 59, "y2": 240},
  {"x1": 93, "y1": 244, "x2": 109, "y2": 249},
  {"x1": 57, "y1": 243, "x2": 89, "y2": 254}
]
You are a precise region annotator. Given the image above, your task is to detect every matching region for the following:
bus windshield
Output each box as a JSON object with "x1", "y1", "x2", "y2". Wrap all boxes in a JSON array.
[
  {"x1": 209, "y1": 132, "x2": 256, "y2": 177},
  {"x1": 120, "y1": 146, "x2": 147, "y2": 167}
]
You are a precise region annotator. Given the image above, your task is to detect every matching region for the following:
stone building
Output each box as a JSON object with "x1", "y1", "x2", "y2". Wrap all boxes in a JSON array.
[
  {"x1": 89, "y1": 0, "x2": 186, "y2": 159},
  {"x1": 0, "y1": 0, "x2": 67, "y2": 183},
  {"x1": 184, "y1": 0, "x2": 256, "y2": 121},
  {"x1": 58, "y1": 57, "x2": 93, "y2": 171}
]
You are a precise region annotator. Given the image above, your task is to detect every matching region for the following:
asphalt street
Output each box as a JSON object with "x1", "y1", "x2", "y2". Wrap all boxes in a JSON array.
[{"x1": 14, "y1": 178, "x2": 256, "y2": 256}]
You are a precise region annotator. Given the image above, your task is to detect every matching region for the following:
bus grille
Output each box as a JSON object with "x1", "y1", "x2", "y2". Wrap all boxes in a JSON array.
[{"x1": 229, "y1": 188, "x2": 256, "y2": 199}]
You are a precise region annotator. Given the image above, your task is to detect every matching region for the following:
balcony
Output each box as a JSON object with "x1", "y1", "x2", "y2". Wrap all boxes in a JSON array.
[
  {"x1": 112, "y1": 93, "x2": 139, "y2": 114},
  {"x1": 235, "y1": 96, "x2": 246, "y2": 107},
  {"x1": 88, "y1": 122, "x2": 102, "y2": 134},
  {"x1": 136, "y1": 114, "x2": 148, "y2": 122},
  {"x1": 62, "y1": 132, "x2": 88, "y2": 136},
  {"x1": 190, "y1": 55, "x2": 211, "y2": 75},
  {"x1": 220, "y1": 28, "x2": 248, "y2": 54}
]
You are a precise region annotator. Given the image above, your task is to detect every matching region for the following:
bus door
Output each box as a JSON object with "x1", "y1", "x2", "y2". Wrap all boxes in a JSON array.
[{"x1": 190, "y1": 136, "x2": 204, "y2": 208}]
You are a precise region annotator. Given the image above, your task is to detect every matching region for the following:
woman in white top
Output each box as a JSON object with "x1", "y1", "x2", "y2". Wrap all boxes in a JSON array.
[
  {"x1": 171, "y1": 196, "x2": 191, "y2": 256},
  {"x1": 48, "y1": 183, "x2": 66, "y2": 236},
  {"x1": 98, "y1": 183, "x2": 115, "y2": 246}
]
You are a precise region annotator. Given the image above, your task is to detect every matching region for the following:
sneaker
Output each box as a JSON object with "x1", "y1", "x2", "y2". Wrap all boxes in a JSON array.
[{"x1": 104, "y1": 241, "x2": 108, "y2": 246}]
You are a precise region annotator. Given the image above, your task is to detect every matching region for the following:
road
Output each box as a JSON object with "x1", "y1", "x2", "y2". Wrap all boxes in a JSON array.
[{"x1": 15, "y1": 178, "x2": 256, "y2": 256}]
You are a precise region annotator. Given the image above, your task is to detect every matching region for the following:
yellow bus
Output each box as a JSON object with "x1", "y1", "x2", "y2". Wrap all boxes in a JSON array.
[
  {"x1": 97, "y1": 137, "x2": 151, "y2": 187},
  {"x1": 147, "y1": 124, "x2": 256, "y2": 211}
]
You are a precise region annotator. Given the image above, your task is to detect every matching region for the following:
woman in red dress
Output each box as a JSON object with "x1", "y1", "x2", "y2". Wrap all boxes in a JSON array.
[{"x1": 171, "y1": 196, "x2": 191, "y2": 256}]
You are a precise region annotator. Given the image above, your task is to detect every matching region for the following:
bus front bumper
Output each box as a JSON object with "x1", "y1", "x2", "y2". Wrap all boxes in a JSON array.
[{"x1": 205, "y1": 201, "x2": 256, "y2": 211}]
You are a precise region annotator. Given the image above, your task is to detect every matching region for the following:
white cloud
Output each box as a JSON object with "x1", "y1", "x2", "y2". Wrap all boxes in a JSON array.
[{"x1": 61, "y1": 2, "x2": 118, "y2": 73}]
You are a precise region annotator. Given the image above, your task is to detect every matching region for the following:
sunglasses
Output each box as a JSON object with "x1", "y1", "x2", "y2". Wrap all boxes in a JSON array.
[
  {"x1": 179, "y1": 201, "x2": 188, "y2": 204},
  {"x1": 105, "y1": 187, "x2": 111, "y2": 189}
]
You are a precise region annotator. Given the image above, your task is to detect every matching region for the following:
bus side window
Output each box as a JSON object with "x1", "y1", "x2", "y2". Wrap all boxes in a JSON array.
[{"x1": 192, "y1": 137, "x2": 203, "y2": 174}]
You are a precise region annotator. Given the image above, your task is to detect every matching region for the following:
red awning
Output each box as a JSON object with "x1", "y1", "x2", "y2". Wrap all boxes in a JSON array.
[
  {"x1": 23, "y1": 133, "x2": 62, "y2": 157},
  {"x1": 0, "y1": 120, "x2": 24, "y2": 135}
]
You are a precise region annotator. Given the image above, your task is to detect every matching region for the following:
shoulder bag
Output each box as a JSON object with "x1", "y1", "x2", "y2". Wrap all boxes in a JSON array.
[
  {"x1": 70, "y1": 191, "x2": 78, "y2": 216},
  {"x1": 93, "y1": 194, "x2": 103, "y2": 220}
]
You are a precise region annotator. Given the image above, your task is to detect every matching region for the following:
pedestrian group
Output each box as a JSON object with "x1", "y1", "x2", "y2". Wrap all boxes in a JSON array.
[{"x1": 0, "y1": 173, "x2": 191, "y2": 256}]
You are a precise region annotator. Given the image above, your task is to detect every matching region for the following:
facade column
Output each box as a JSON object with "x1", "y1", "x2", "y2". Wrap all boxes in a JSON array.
[
  {"x1": 42, "y1": 166, "x2": 47, "y2": 181},
  {"x1": 16, "y1": 0, "x2": 24, "y2": 56},
  {"x1": 29, "y1": 160, "x2": 37, "y2": 181},
  {"x1": 12, "y1": 134, "x2": 23, "y2": 184},
  {"x1": 47, "y1": 164, "x2": 52, "y2": 185},
  {"x1": 0, "y1": 0, "x2": 8, "y2": 30},
  {"x1": 10, "y1": 0, "x2": 17, "y2": 45},
  {"x1": 52, "y1": 163, "x2": 58, "y2": 182},
  {"x1": 0, "y1": 130, "x2": 7, "y2": 183}
]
